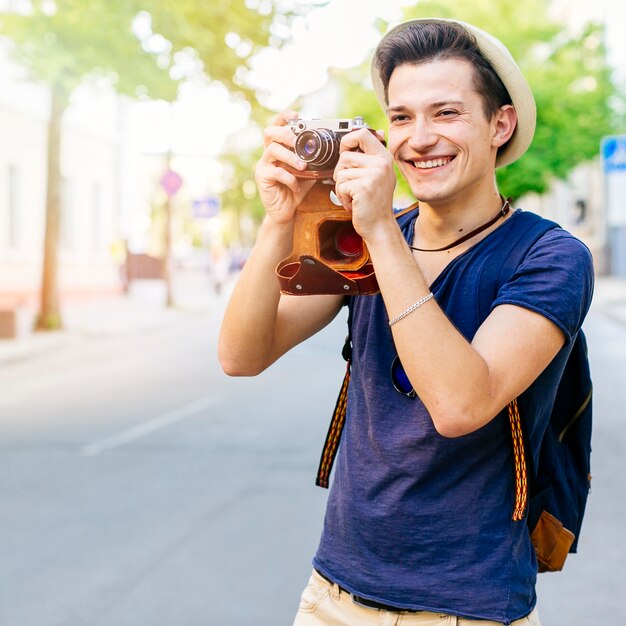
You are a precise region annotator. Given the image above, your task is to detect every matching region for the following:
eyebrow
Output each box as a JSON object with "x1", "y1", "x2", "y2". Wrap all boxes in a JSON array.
[{"x1": 386, "y1": 100, "x2": 465, "y2": 114}]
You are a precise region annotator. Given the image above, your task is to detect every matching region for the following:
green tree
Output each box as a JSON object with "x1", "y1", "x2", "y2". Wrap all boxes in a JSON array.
[
  {"x1": 220, "y1": 144, "x2": 265, "y2": 245},
  {"x1": 337, "y1": 0, "x2": 624, "y2": 201},
  {"x1": 145, "y1": 0, "x2": 282, "y2": 119},
  {"x1": 0, "y1": 0, "x2": 282, "y2": 328}
]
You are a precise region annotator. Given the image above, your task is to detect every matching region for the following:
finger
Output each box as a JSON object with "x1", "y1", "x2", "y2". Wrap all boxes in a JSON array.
[
  {"x1": 334, "y1": 180, "x2": 355, "y2": 211},
  {"x1": 340, "y1": 128, "x2": 385, "y2": 154},
  {"x1": 334, "y1": 165, "x2": 365, "y2": 188},
  {"x1": 334, "y1": 150, "x2": 371, "y2": 172},
  {"x1": 256, "y1": 163, "x2": 301, "y2": 196},
  {"x1": 271, "y1": 165, "x2": 303, "y2": 196},
  {"x1": 263, "y1": 124, "x2": 297, "y2": 149},
  {"x1": 334, "y1": 153, "x2": 393, "y2": 184},
  {"x1": 270, "y1": 109, "x2": 300, "y2": 127},
  {"x1": 261, "y1": 142, "x2": 307, "y2": 171},
  {"x1": 335, "y1": 192, "x2": 353, "y2": 212}
]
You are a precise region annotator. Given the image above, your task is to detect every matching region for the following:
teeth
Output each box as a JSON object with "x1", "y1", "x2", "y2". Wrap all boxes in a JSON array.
[{"x1": 414, "y1": 158, "x2": 450, "y2": 169}]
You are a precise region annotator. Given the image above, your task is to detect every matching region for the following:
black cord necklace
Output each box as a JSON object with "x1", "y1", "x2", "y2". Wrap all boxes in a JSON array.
[{"x1": 410, "y1": 197, "x2": 512, "y2": 253}]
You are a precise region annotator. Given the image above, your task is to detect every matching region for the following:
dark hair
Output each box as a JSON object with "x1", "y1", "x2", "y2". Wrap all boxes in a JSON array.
[{"x1": 375, "y1": 21, "x2": 511, "y2": 119}]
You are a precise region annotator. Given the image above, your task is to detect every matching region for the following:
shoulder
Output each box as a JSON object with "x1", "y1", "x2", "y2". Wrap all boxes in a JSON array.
[
  {"x1": 497, "y1": 210, "x2": 593, "y2": 273},
  {"x1": 492, "y1": 214, "x2": 594, "y2": 341},
  {"x1": 524, "y1": 221, "x2": 594, "y2": 275}
]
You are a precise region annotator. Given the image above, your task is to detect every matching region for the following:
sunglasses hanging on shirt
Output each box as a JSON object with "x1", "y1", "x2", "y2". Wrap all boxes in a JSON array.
[{"x1": 391, "y1": 355, "x2": 416, "y2": 398}]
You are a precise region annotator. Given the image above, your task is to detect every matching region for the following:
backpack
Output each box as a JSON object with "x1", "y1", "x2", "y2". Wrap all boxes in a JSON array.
[{"x1": 316, "y1": 208, "x2": 592, "y2": 573}]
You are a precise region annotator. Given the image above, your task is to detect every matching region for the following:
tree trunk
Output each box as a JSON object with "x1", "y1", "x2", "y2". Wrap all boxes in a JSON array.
[
  {"x1": 163, "y1": 151, "x2": 174, "y2": 308},
  {"x1": 35, "y1": 88, "x2": 66, "y2": 331},
  {"x1": 164, "y1": 193, "x2": 174, "y2": 308}
]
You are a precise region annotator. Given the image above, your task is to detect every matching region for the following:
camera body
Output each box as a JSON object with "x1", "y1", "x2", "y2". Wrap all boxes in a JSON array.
[{"x1": 288, "y1": 117, "x2": 367, "y2": 172}]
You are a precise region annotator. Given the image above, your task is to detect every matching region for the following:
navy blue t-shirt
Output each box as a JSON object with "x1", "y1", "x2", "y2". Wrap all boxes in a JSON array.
[{"x1": 313, "y1": 209, "x2": 594, "y2": 623}]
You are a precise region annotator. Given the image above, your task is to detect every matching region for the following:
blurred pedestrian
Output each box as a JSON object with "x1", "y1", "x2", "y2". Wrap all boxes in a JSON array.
[{"x1": 210, "y1": 244, "x2": 231, "y2": 295}]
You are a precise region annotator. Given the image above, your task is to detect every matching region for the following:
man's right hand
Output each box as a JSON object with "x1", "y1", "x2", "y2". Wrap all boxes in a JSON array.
[
  {"x1": 255, "y1": 110, "x2": 316, "y2": 226},
  {"x1": 219, "y1": 110, "x2": 345, "y2": 377}
]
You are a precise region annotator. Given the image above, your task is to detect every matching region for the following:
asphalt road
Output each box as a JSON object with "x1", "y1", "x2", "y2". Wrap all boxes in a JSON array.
[{"x1": 0, "y1": 299, "x2": 624, "y2": 626}]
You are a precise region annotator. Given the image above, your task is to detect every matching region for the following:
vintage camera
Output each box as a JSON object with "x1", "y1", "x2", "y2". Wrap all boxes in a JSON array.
[
  {"x1": 288, "y1": 117, "x2": 367, "y2": 172},
  {"x1": 276, "y1": 116, "x2": 380, "y2": 296}
]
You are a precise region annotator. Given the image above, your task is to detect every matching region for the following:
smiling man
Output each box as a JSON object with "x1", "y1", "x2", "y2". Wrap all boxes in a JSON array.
[{"x1": 219, "y1": 17, "x2": 593, "y2": 626}]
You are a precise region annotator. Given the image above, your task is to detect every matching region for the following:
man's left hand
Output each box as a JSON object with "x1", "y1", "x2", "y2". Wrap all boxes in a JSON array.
[{"x1": 333, "y1": 128, "x2": 397, "y2": 239}]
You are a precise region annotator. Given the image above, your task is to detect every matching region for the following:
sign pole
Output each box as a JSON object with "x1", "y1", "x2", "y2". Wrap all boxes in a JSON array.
[
  {"x1": 601, "y1": 135, "x2": 626, "y2": 276},
  {"x1": 160, "y1": 155, "x2": 184, "y2": 307}
]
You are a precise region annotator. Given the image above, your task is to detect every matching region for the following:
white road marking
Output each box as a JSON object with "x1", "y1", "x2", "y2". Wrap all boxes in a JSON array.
[{"x1": 80, "y1": 394, "x2": 220, "y2": 456}]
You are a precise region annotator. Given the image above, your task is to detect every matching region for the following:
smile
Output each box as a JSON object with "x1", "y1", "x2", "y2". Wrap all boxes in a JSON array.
[{"x1": 409, "y1": 157, "x2": 454, "y2": 169}]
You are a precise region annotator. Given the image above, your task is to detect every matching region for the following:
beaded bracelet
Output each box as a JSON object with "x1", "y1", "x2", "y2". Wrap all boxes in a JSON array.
[{"x1": 388, "y1": 292, "x2": 434, "y2": 327}]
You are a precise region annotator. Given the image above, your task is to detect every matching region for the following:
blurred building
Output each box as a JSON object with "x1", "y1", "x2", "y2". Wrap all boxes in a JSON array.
[
  {"x1": 0, "y1": 38, "x2": 244, "y2": 316},
  {"x1": 518, "y1": 163, "x2": 608, "y2": 274},
  {"x1": 0, "y1": 44, "x2": 129, "y2": 305}
]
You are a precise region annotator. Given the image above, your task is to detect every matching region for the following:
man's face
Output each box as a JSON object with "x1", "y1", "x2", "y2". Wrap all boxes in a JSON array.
[{"x1": 386, "y1": 57, "x2": 510, "y2": 206}]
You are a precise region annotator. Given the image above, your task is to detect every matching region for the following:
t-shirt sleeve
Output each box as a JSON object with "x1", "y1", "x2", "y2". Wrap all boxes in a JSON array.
[{"x1": 491, "y1": 228, "x2": 594, "y2": 343}]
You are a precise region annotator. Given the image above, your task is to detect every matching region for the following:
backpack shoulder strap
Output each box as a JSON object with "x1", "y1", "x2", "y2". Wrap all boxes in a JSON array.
[
  {"x1": 393, "y1": 202, "x2": 419, "y2": 230},
  {"x1": 474, "y1": 211, "x2": 560, "y2": 522},
  {"x1": 477, "y1": 211, "x2": 593, "y2": 571},
  {"x1": 477, "y1": 211, "x2": 559, "y2": 321},
  {"x1": 497, "y1": 212, "x2": 559, "y2": 280}
]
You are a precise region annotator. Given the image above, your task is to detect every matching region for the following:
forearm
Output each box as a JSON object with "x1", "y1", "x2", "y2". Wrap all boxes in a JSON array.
[
  {"x1": 218, "y1": 218, "x2": 293, "y2": 376},
  {"x1": 364, "y1": 220, "x2": 495, "y2": 436}
]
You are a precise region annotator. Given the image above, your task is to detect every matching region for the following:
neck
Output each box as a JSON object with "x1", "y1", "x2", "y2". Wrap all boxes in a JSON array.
[
  {"x1": 415, "y1": 190, "x2": 504, "y2": 240},
  {"x1": 412, "y1": 193, "x2": 511, "y2": 253}
]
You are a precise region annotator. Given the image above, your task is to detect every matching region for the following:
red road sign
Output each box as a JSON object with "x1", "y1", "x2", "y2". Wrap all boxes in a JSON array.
[{"x1": 160, "y1": 169, "x2": 183, "y2": 197}]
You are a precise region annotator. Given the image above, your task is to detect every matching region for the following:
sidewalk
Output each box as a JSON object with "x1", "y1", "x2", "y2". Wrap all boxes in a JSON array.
[
  {"x1": 0, "y1": 273, "x2": 229, "y2": 366},
  {"x1": 589, "y1": 275, "x2": 626, "y2": 326}
]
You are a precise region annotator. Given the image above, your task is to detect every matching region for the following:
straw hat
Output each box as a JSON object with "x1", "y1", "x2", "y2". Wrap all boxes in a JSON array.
[{"x1": 370, "y1": 18, "x2": 536, "y2": 168}]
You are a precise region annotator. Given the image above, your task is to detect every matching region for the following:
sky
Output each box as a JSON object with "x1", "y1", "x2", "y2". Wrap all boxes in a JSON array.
[
  {"x1": 248, "y1": 0, "x2": 626, "y2": 108},
  {"x1": 247, "y1": 0, "x2": 406, "y2": 111},
  {"x1": 130, "y1": 0, "x2": 626, "y2": 176},
  {"x1": 248, "y1": 0, "x2": 626, "y2": 110}
]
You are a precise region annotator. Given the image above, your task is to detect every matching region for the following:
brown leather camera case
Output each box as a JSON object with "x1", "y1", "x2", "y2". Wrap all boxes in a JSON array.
[{"x1": 275, "y1": 178, "x2": 378, "y2": 296}]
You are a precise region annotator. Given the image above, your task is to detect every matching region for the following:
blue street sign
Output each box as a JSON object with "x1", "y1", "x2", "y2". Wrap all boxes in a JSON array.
[
  {"x1": 192, "y1": 196, "x2": 220, "y2": 219},
  {"x1": 601, "y1": 135, "x2": 626, "y2": 173}
]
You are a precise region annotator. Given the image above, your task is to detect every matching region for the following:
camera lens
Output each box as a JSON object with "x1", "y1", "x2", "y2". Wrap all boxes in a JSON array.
[
  {"x1": 302, "y1": 137, "x2": 319, "y2": 158},
  {"x1": 294, "y1": 129, "x2": 340, "y2": 168}
]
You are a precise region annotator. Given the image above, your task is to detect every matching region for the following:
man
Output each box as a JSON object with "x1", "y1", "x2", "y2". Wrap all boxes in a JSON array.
[{"x1": 218, "y1": 17, "x2": 593, "y2": 626}]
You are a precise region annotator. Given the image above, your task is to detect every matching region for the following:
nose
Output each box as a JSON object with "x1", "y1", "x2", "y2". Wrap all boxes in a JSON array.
[{"x1": 407, "y1": 117, "x2": 438, "y2": 152}]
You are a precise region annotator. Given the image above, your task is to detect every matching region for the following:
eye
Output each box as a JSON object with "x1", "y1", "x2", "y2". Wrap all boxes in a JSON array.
[
  {"x1": 437, "y1": 109, "x2": 459, "y2": 118},
  {"x1": 389, "y1": 113, "x2": 409, "y2": 123}
]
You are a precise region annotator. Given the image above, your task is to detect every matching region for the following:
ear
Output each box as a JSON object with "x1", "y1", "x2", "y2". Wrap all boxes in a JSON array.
[{"x1": 491, "y1": 104, "x2": 517, "y2": 148}]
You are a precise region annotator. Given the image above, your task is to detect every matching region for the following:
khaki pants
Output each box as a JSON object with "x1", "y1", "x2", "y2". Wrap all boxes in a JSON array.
[{"x1": 293, "y1": 570, "x2": 541, "y2": 626}]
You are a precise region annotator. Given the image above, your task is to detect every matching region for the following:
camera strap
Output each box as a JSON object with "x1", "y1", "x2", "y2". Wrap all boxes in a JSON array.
[{"x1": 315, "y1": 204, "x2": 418, "y2": 488}]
